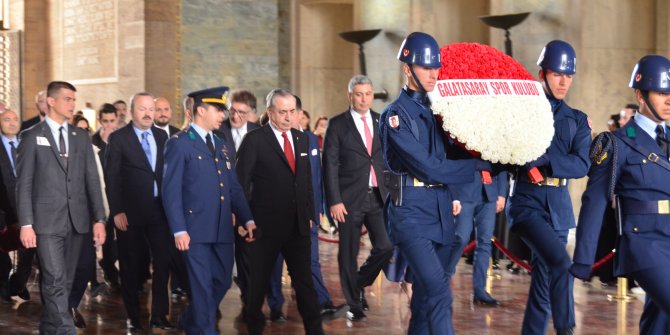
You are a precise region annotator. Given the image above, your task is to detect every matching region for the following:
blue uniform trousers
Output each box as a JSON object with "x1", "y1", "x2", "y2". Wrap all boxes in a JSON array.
[
  {"x1": 399, "y1": 237, "x2": 454, "y2": 335},
  {"x1": 633, "y1": 266, "x2": 670, "y2": 335},
  {"x1": 513, "y1": 221, "x2": 574, "y2": 334},
  {"x1": 179, "y1": 243, "x2": 233, "y2": 335},
  {"x1": 446, "y1": 198, "x2": 496, "y2": 298},
  {"x1": 268, "y1": 223, "x2": 333, "y2": 311}
]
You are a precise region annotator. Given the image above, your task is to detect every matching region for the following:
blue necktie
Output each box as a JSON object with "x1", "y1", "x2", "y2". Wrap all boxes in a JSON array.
[{"x1": 141, "y1": 132, "x2": 152, "y2": 169}]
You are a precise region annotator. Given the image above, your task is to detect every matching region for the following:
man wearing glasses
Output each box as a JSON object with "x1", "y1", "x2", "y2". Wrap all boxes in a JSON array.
[{"x1": 218, "y1": 90, "x2": 260, "y2": 154}]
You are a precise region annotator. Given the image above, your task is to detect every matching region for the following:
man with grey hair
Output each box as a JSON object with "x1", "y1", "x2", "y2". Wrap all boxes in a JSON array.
[
  {"x1": 323, "y1": 74, "x2": 393, "y2": 321},
  {"x1": 20, "y1": 90, "x2": 48, "y2": 131},
  {"x1": 236, "y1": 88, "x2": 324, "y2": 335}
]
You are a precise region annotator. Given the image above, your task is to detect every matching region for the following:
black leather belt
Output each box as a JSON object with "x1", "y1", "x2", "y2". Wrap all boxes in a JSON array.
[
  {"x1": 620, "y1": 199, "x2": 670, "y2": 215},
  {"x1": 519, "y1": 175, "x2": 567, "y2": 187}
]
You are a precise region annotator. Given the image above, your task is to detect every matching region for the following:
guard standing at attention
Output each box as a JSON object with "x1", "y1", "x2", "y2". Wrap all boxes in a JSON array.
[
  {"x1": 379, "y1": 31, "x2": 476, "y2": 335},
  {"x1": 507, "y1": 40, "x2": 592, "y2": 335},
  {"x1": 572, "y1": 55, "x2": 670, "y2": 335}
]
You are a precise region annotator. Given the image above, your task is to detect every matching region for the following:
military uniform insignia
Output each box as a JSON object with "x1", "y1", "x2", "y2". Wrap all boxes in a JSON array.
[
  {"x1": 188, "y1": 131, "x2": 196, "y2": 140},
  {"x1": 626, "y1": 127, "x2": 636, "y2": 138},
  {"x1": 596, "y1": 152, "x2": 608, "y2": 165},
  {"x1": 389, "y1": 115, "x2": 400, "y2": 129},
  {"x1": 226, "y1": 161, "x2": 231, "y2": 170}
]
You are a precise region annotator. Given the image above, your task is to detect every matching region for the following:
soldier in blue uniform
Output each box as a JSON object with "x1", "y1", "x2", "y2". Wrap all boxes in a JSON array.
[
  {"x1": 446, "y1": 158, "x2": 507, "y2": 306},
  {"x1": 379, "y1": 31, "x2": 476, "y2": 335},
  {"x1": 571, "y1": 55, "x2": 670, "y2": 335},
  {"x1": 162, "y1": 86, "x2": 254, "y2": 335},
  {"x1": 507, "y1": 40, "x2": 592, "y2": 335}
]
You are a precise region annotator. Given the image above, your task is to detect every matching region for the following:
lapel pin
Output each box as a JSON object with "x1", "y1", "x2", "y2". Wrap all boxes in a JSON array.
[{"x1": 72, "y1": 132, "x2": 77, "y2": 135}]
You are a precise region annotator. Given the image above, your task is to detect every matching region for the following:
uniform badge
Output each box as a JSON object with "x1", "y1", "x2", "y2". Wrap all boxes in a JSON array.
[
  {"x1": 635, "y1": 73, "x2": 642, "y2": 82},
  {"x1": 226, "y1": 161, "x2": 231, "y2": 170},
  {"x1": 587, "y1": 117, "x2": 593, "y2": 129},
  {"x1": 403, "y1": 49, "x2": 410, "y2": 57},
  {"x1": 389, "y1": 115, "x2": 400, "y2": 129}
]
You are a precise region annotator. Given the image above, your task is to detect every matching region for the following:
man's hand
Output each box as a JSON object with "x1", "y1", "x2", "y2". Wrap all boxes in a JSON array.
[
  {"x1": 114, "y1": 213, "x2": 128, "y2": 231},
  {"x1": 243, "y1": 223, "x2": 257, "y2": 243},
  {"x1": 330, "y1": 203, "x2": 348, "y2": 223},
  {"x1": 20, "y1": 226, "x2": 37, "y2": 249},
  {"x1": 93, "y1": 222, "x2": 106, "y2": 247},
  {"x1": 496, "y1": 196, "x2": 506, "y2": 213},
  {"x1": 175, "y1": 233, "x2": 190, "y2": 251},
  {"x1": 452, "y1": 200, "x2": 462, "y2": 216}
]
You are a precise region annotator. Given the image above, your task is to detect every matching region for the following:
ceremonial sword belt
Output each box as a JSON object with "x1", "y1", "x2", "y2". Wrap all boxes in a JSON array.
[
  {"x1": 518, "y1": 174, "x2": 568, "y2": 187},
  {"x1": 620, "y1": 198, "x2": 670, "y2": 215}
]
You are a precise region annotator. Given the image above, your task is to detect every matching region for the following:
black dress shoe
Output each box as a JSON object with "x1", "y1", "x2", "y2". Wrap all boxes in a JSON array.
[
  {"x1": 346, "y1": 308, "x2": 366, "y2": 321},
  {"x1": 150, "y1": 316, "x2": 176, "y2": 330},
  {"x1": 320, "y1": 303, "x2": 349, "y2": 322},
  {"x1": 128, "y1": 318, "x2": 144, "y2": 332},
  {"x1": 556, "y1": 328, "x2": 575, "y2": 335},
  {"x1": 270, "y1": 309, "x2": 287, "y2": 323},
  {"x1": 71, "y1": 308, "x2": 86, "y2": 329},
  {"x1": 15, "y1": 287, "x2": 30, "y2": 301},
  {"x1": 360, "y1": 292, "x2": 369, "y2": 311},
  {"x1": 473, "y1": 293, "x2": 501, "y2": 307},
  {"x1": 0, "y1": 287, "x2": 12, "y2": 304}
]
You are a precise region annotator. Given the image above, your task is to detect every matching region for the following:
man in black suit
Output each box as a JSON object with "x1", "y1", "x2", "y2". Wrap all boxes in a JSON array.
[
  {"x1": 105, "y1": 92, "x2": 176, "y2": 331},
  {"x1": 154, "y1": 97, "x2": 180, "y2": 136},
  {"x1": 17, "y1": 81, "x2": 107, "y2": 334},
  {"x1": 0, "y1": 108, "x2": 20, "y2": 303},
  {"x1": 323, "y1": 75, "x2": 393, "y2": 321},
  {"x1": 236, "y1": 88, "x2": 324, "y2": 335},
  {"x1": 20, "y1": 90, "x2": 48, "y2": 132}
]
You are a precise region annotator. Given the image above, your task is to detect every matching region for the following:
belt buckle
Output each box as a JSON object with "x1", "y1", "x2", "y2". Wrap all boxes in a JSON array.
[
  {"x1": 413, "y1": 177, "x2": 424, "y2": 187},
  {"x1": 659, "y1": 200, "x2": 670, "y2": 214},
  {"x1": 648, "y1": 153, "x2": 660, "y2": 163},
  {"x1": 545, "y1": 178, "x2": 556, "y2": 186}
]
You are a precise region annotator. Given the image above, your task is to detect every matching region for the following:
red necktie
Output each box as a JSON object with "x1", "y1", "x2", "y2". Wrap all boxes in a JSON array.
[
  {"x1": 361, "y1": 116, "x2": 378, "y2": 187},
  {"x1": 282, "y1": 132, "x2": 296, "y2": 174}
]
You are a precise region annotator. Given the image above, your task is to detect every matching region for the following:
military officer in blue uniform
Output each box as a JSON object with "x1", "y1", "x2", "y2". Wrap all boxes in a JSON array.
[
  {"x1": 571, "y1": 55, "x2": 670, "y2": 335},
  {"x1": 507, "y1": 40, "x2": 592, "y2": 335},
  {"x1": 162, "y1": 86, "x2": 254, "y2": 335},
  {"x1": 380, "y1": 31, "x2": 476, "y2": 335},
  {"x1": 446, "y1": 158, "x2": 507, "y2": 306}
]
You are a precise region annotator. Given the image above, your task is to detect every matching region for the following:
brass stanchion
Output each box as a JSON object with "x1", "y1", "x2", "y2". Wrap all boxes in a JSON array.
[
  {"x1": 607, "y1": 277, "x2": 635, "y2": 302},
  {"x1": 616, "y1": 300, "x2": 627, "y2": 335}
]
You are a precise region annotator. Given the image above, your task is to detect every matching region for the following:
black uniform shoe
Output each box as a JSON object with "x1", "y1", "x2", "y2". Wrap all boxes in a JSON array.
[
  {"x1": 71, "y1": 308, "x2": 86, "y2": 329},
  {"x1": 473, "y1": 293, "x2": 501, "y2": 307},
  {"x1": 150, "y1": 316, "x2": 176, "y2": 330},
  {"x1": 556, "y1": 328, "x2": 575, "y2": 335},
  {"x1": 320, "y1": 303, "x2": 349, "y2": 321},
  {"x1": 15, "y1": 287, "x2": 30, "y2": 301},
  {"x1": 270, "y1": 309, "x2": 287, "y2": 323},
  {"x1": 128, "y1": 318, "x2": 144, "y2": 332},
  {"x1": 360, "y1": 292, "x2": 369, "y2": 311},
  {"x1": 346, "y1": 308, "x2": 367, "y2": 321}
]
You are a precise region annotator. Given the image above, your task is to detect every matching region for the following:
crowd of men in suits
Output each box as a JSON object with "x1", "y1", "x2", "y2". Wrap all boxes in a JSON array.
[{"x1": 0, "y1": 73, "x2": 411, "y2": 334}]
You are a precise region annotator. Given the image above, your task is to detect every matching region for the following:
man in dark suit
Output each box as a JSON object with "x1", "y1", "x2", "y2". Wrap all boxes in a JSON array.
[
  {"x1": 0, "y1": 108, "x2": 20, "y2": 303},
  {"x1": 322, "y1": 75, "x2": 393, "y2": 321},
  {"x1": 163, "y1": 86, "x2": 254, "y2": 335},
  {"x1": 236, "y1": 88, "x2": 324, "y2": 335},
  {"x1": 20, "y1": 90, "x2": 48, "y2": 132},
  {"x1": 17, "y1": 81, "x2": 106, "y2": 334},
  {"x1": 105, "y1": 92, "x2": 176, "y2": 331},
  {"x1": 154, "y1": 97, "x2": 180, "y2": 136}
]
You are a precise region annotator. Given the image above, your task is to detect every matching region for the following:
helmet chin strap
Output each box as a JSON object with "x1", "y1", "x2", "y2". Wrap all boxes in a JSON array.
[
  {"x1": 409, "y1": 65, "x2": 428, "y2": 93},
  {"x1": 541, "y1": 69, "x2": 557, "y2": 100},
  {"x1": 641, "y1": 90, "x2": 664, "y2": 122}
]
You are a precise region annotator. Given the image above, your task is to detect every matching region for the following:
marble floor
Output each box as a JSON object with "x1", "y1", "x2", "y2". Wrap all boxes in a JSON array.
[{"x1": 0, "y1": 233, "x2": 644, "y2": 334}]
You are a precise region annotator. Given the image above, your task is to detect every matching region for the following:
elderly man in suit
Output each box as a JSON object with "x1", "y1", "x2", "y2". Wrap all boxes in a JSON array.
[
  {"x1": 163, "y1": 86, "x2": 254, "y2": 335},
  {"x1": 236, "y1": 88, "x2": 324, "y2": 335},
  {"x1": 0, "y1": 107, "x2": 19, "y2": 303},
  {"x1": 322, "y1": 74, "x2": 393, "y2": 321},
  {"x1": 105, "y1": 92, "x2": 179, "y2": 331},
  {"x1": 17, "y1": 81, "x2": 106, "y2": 334}
]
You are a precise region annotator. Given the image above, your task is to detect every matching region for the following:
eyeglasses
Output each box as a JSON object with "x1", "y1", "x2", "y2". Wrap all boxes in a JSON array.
[{"x1": 229, "y1": 107, "x2": 250, "y2": 116}]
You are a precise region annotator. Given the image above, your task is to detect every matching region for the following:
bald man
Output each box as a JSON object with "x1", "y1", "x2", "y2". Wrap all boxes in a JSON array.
[{"x1": 154, "y1": 97, "x2": 180, "y2": 136}]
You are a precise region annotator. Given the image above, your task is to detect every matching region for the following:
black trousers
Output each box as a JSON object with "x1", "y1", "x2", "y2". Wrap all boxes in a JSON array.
[
  {"x1": 245, "y1": 224, "x2": 323, "y2": 335},
  {"x1": 69, "y1": 231, "x2": 97, "y2": 309},
  {"x1": 338, "y1": 189, "x2": 393, "y2": 309},
  {"x1": 99, "y1": 218, "x2": 119, "y2": 286},
  {"x1": 116, "y1": 203, "x2": 173, "y2": 320},
  {"x1": 9, "y1": 247, "x2": 36, "y2": 295},
  {"x1": 234, "y1": 232, "x2": 250, "y2": 303}
]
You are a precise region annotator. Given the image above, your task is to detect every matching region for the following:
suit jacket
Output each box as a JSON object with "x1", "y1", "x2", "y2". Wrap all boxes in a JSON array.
[
  {"x1": 16, "y1": 121, "x2": 105, "y2": 234},
  {"x1": 216, "y1": 120, "x2": 260, "y2": 157},
  {"x1": 91, "y1": 131, "x2": 107, "y2": 166},
  {"x1": 105, "y1": 123, "x2": 167, "y2": 224},
  {"x1": 20, "y1": 116, "x2": 40, "y2": 132},
  {"x1": 0, "y1": 139, "x2": 17, "y2": 224},
  {"x1": 162, "y1": 128, "x2": 252, "y2": 243},
  {"x1": 323, "y1": 109, "x2": 388, "y2": 211},
  {"x1": 236, "y1": 125, "x2": 314, "y2": 238},
  {"x1": 305, "y1": 131, "x2": 324, "y2": 220}
]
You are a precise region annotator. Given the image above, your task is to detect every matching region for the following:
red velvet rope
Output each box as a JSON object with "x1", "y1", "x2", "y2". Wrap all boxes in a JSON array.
[
  {"x1": 591, "y1": 250, "x2": 615, "y2": 271},
  {"x1": 491, "y1": 237, "x2": 532, "y2": 272},
  {"x1": 462, "y1": 240, "x2": 476, "y2": 255}
]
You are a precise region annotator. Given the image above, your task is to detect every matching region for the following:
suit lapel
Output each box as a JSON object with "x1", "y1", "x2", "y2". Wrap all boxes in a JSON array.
[
  {"x1": 186, "y1": 128, "x2": 214, "y2": 157},
  {"x1": 263, "y1": 125, "x2": 292, "y2": 172},
  {"x1": 292, "y1": 129, "x2": 303, "y2": 174},
  {"x1": 40, "y1": 122, "x2": 67, "y2": 173},
  {"x1": 344, "y1": 111, "x2": 368, "y2": 155},
  {"x1": 371, "y1": 111, "x2": 381, "y2": 154}
]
